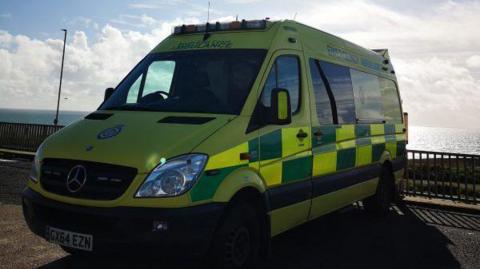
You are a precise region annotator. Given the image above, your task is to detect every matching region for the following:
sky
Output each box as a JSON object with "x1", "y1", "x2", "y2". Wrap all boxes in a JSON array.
[{"x1": 0, "y1": 0, "x2": 480, "y2": 129}]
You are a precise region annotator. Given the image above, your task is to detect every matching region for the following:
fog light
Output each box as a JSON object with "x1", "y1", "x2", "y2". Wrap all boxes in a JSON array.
[{"x1": 153, "y1": 221, "x2": 168, "y2": 232}]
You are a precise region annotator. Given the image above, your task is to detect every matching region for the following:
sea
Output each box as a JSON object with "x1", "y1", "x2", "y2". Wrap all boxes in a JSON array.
[{"x1": 1, "y1": 108, "x2": 479, "y2": 155}]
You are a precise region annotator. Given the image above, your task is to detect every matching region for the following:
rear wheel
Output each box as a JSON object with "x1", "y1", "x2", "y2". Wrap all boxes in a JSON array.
[
  {"x1": 210, "y1": 203, "x2": 260, "y2": 269},
  {"x1": 363, "y1": 166, "x2": 394, "y2": 216}
]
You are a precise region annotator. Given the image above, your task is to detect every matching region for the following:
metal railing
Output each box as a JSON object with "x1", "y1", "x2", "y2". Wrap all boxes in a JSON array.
[
  {"x1": 0, "y1": 122, "x2": 63, "y2": 152},
  {"x1": 403, "y1": 150, "x2": 479, "y2": 205}
]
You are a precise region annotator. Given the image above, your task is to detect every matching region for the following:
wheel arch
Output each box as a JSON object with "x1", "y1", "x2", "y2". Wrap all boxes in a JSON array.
[
  {"x1": 211, "y1": 168, "x2": 271, "y2": 259},
  {"x1": 211, "y1": 167, "x2": 267, "y2": 203}
]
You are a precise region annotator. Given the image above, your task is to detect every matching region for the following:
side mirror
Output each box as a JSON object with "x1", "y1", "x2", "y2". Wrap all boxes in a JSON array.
[
  {"x1": 268, "y1": 88, "x2": 292, "y2": 125},
  {"x1": 104, "y1": 87, "x2": 115, "y2": 101}
]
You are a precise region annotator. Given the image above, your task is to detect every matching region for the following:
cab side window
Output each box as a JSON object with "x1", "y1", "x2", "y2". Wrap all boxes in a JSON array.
[
  {"x1": 319, "y1": 61, "x2": 356, "y2": 124},
  {"x1": 309, "y1": 59, "x2": 334, "y2": 124},
  {"x1": 261, "y1": 55, "x2": 301, "y2": 113}
]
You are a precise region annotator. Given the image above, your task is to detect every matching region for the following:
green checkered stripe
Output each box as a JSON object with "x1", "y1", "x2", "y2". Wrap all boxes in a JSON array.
[
  {"x1": 191, "y1": 128, "x2": 312, "y2": 202},
  {"x1": 312, "y1": 123, "x2": 406, "y2": 175},
  {"x1": 253, "y1": 129, "x2": 312, "y2": 184},
  {"x1": 191, "y1": 123, "x2": 406, "y2": 202}
]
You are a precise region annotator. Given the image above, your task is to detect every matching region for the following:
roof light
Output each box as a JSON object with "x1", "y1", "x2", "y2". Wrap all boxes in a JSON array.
[{"x1": 173, "y1": 19, "x2": 267, "y2": 35}]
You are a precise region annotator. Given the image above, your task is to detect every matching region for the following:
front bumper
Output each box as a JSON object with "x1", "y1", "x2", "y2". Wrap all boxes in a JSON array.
[{"x1": 22, "y1": 188, "x2": 225, "y2": 256}]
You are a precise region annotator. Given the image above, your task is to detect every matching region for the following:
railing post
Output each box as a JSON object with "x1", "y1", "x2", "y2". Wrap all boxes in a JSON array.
[
  {"x1": 441, "y1": 154, "x2": 445, "y2": 198},
  {"x1": 456, "y1": 156, "x2": 461, "y2": 201},
  {"x1": 412, "y1": 151, "x2": 417, "y2": 196},
  {"x1": 448, "y1": 154, "x2": 453, "y2": 199},
  {"x1": 419, "y1": 152, "x2": 423, "y2": 196},
  {"x1": 464, "y1": 156, "x2": 468, "y2": 203},
  {"x1": 474, "y1": 157, "x2": 477, "y2": 204}
]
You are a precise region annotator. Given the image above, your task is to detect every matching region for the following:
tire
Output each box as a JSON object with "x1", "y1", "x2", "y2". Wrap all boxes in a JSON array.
[
  {"x1": 210, "y1": 202, "x2": 261, "y2": 269},
  {"x1": 363, "y1": 166, "x2": 395, "y2": 216}
]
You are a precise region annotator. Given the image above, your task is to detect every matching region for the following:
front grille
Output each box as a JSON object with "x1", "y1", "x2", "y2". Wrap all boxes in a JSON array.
[{"x1": 40, "y1": 158, "x2": 137, "y2": 200}]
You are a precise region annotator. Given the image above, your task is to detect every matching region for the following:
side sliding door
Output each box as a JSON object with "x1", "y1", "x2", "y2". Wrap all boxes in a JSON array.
[{"x1": 308, "y1": 59, "x2": 380, "y2": 220}]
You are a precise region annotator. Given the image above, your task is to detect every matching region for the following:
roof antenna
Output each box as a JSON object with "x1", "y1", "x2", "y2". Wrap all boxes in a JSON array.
[
  {"x1": 293, "y1": 12, "x2": 297, "y2": 20},
  {"x1": 207, "y1": 1, "x2": 210, "y2": 22}
]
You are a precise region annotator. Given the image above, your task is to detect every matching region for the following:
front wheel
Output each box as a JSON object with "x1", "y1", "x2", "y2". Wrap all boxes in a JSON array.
[
  {"x1": 210, "y1": 203, "x2": 260, "y2": 269},
  {"x1": 363, "y1": 166, "x2": 395, "y2": 216}
]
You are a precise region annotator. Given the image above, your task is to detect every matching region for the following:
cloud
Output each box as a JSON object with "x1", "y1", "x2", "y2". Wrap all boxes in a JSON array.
[
  {"x1": 0, "y1": 13, "x2": 12, "y2": 19},
  {"x1": 225, "y1": 0, "x2": 262, "y2": 3},
  {"x1": 128, "y1": 0, "x2": 259, "y2": 10},
  {"x1": 110, "y1": 14, "x2": 159, "y2": 28},
  {"x1": 395, "y1": 57, "x2": 480, "y2": 128},
  {"x1": 466, "y1": 55, "x2": 480, "y2": 69},
  {"x1": 128, "y1": 1, "x2": 187, "y2": 10},
  {"x1": 66, "y1": 17, "x2": 93, "y2": 29},
  {"x1": 128, "y1": 3, "x2": 161, "y2": 9},
  {"x1": 0, "y1": 21, "x2": 181, "y2": 111},
  {"x1": 295, "y1": 0, "x2": 480, "y2": 128}
]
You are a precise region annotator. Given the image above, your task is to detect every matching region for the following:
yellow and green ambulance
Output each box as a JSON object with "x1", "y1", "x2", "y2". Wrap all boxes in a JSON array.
[{"x1": 23, "y1": 19, "x2": 406, "y2": 268}]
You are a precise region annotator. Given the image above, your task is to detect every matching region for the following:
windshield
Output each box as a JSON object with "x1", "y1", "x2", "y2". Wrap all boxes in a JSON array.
[{"x1": 100, "y1": 49, "x2": 267, "y2": 114}]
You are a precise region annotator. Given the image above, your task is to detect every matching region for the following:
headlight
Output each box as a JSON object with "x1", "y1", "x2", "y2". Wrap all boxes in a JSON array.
[
  {"x1": 29, "y1": 146, "x2": 42, "y2": 183},
  {"x1": 135, "y1": 154, "x2": 208, "y2": 198}
]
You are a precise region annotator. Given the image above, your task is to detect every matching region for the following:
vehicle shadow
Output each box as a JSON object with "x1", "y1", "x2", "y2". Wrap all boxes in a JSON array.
[
  {"x1": 260, "y1": 203, "x2": 463, "y2": 269},
  {"x1": 38, "y1": 202, "x2": 465, "y2": 269}
]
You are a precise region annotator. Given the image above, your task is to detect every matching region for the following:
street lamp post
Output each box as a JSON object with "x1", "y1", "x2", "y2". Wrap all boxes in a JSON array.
[{"x1": 53, "y1": 29, "x2": 67, "y2": 126}]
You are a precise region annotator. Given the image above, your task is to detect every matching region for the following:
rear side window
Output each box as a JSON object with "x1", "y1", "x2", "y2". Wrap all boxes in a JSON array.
[
  {"x1": 380, "y1": 78, "x2": 402, "y2": 123},
  {"x1": 309, "y1": 59, "x2": 334, "y2": 124},
  {"x1": 350, "y1": 69, "x2": 383, "y2": 122},
  {"x1": 261, "y1": 55, "x2": 301, "y2": 113},
  {"x1": 319, "y1": 61, "x2": 356, "y2": 124}
]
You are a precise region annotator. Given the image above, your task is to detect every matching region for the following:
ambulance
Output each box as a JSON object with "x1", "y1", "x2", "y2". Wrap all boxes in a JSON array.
[{"x1": 23, "y1": 19, "x2": 406, "y2": 268}]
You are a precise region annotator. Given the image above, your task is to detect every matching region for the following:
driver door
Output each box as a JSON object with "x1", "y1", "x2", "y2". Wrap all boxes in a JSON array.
[{"x1": 253, "y1": 50, "x2": 313, "y2": 236}]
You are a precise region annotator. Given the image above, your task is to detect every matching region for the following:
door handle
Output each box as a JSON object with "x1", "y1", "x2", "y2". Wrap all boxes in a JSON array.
[
  {"x1": 313, "y1": 130, "x2": 323, "y2": 137},
  {"x1": 296, "y1": 130, "x2": 308, "y2": 139}
]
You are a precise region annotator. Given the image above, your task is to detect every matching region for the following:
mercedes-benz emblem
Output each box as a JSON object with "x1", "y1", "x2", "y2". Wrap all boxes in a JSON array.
[{"x1": 66, "y1": 165, "x2": 87, "y2": 193}]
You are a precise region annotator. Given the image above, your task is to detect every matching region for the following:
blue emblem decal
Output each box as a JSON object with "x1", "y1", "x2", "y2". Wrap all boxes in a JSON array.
[{"x1": 97, "y1": 124, "x2": 124, "y2": 140}]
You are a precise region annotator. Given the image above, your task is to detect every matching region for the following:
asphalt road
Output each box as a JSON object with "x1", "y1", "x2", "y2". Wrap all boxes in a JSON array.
[{"x1": 1, "y1": 159, "x2": 479, "y2": 269}]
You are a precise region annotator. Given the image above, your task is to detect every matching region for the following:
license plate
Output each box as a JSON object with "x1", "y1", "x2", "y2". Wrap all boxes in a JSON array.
[{"x1": 46, "y1": 226, "x2": 93, "y2": 251}]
